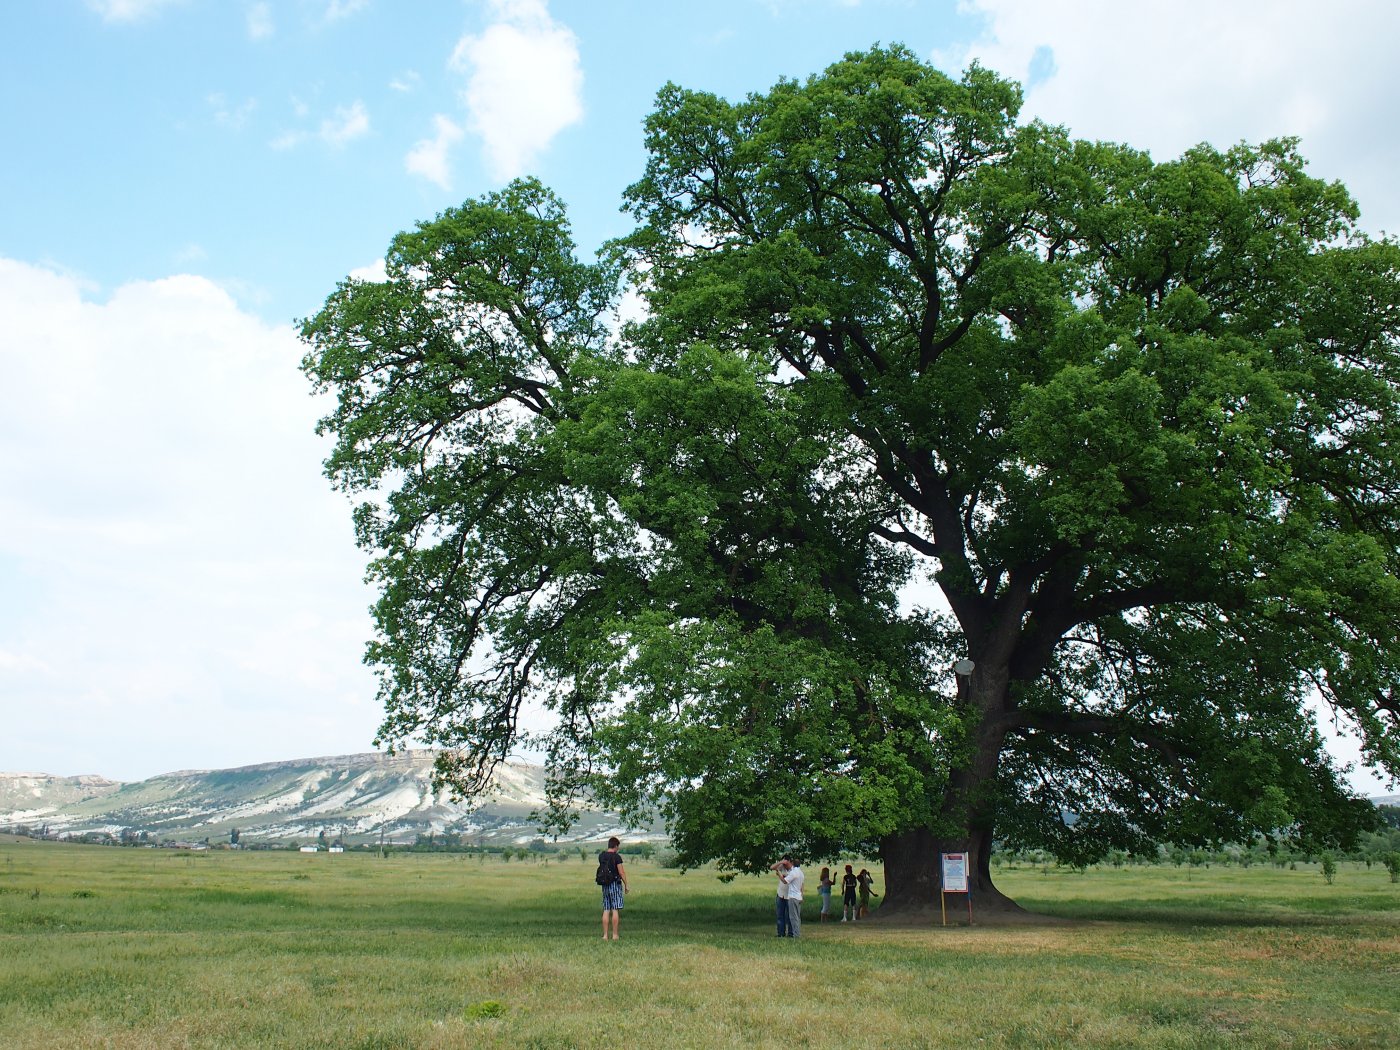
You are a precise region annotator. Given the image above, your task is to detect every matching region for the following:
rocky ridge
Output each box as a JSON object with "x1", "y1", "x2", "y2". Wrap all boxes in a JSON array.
[{"x1": 0, "y1": 751, "x2": 653, "y2": 845}]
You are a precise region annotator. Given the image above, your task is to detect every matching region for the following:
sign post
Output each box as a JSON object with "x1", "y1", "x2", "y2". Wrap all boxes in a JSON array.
[{"x1": 939, "y1": 851, "x2": 974, "y2": 926}]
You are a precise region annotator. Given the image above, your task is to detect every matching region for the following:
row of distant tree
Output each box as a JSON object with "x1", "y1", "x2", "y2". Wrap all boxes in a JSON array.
[
  {"x1": 993, "y1": 806, "x2": 1400, "y2": 879},
  {"x1": 404, "y1": 834, "x2": 667, "y2": 863},
  {"x1": 7, "y1": 807, "x2": 1396, "y2": 876}
]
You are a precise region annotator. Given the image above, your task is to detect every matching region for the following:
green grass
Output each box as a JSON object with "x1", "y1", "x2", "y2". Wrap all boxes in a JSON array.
[{"x1": 1, "y1": 844, "x2": 1396, "y2": 1048}]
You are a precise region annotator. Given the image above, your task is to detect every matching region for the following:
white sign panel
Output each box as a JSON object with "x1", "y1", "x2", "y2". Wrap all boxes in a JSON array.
[{"x1": 941, "y1": 852, "x2": 969, "y2": 893}]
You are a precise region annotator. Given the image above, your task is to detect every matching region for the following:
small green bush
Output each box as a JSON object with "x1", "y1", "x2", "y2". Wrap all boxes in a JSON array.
[
  {"x1": 464, "y1": 1000, "x2": 504, "y2": 1020},
  {"x1": 1385, "y1": 852, "x2": 1400, "y2": 884}
]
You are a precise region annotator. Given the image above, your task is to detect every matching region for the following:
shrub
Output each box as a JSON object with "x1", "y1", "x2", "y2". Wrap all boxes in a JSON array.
[{"x1": 1385, "y1": 852, "x2": 1400, "y2": 884}]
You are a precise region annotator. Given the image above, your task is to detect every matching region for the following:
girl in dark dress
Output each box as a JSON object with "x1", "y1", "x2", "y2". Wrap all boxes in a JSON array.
[
  {"x1": 857, "y1": 868, "x2": 879, "y2": 918},
  {"x1": 840, "y1": 863, "x2": 858, "y2": 921}
]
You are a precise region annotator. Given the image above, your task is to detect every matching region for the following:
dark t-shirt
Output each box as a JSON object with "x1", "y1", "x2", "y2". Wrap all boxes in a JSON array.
[{"x1": 597, "y1": 850, "x2": 623, "y2": 884}]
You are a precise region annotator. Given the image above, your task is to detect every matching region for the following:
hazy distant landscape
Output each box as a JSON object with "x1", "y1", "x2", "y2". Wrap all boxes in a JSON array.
[{"x1": 0, "y1": 752, "x2": 657, "y2": 847}]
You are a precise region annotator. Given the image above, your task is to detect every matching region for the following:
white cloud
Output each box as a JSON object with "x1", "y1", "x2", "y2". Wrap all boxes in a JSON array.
[
  {"x1": 449, "y1": 0, "x2": 584, "y2": 181},
  {"x1": 246, "y1": 1, "x2": 273, "y2": 39},
  {"x1": 207, "y1": 92, "x2": 257, "y2": 130},
  {"x1": 950, "y1": 0, "x2": 1400, "y2": 235},
  {"x1": 270, "y1": 130, "x2": 306, "y2": 151},
  {"x1": 405, "y1": 114, "x2": 465, "y2": 190},
  {"x1": 322, "y1": 0, "x2": 369, "y2": 22},
  {"x1": 348, "y1": 259, "x2": 388, "y2": 283},
  {"x1": 87, "y1": 0, "x2": 183, "y2": 22},
  {"x1": 0, "y1": 258, "x2": 379, "y2": 781},
  {"x1": 0, "y1": 650, "x2": 50, "y2": 675},
  {"x1": 271, "y1": 97, "x2": 367, "y2": 152},
  {"x1": 319, "y1": 100, "x2": 370, "y2": 147},
  {"x1": 389, "y1": 70, "x2": 422, "y2": 93}
]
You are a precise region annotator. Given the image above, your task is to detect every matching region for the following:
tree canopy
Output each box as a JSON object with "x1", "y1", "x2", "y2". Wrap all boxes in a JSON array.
[{"x1": 301, "y1": 46, "x2": 1400, "y2": 912}]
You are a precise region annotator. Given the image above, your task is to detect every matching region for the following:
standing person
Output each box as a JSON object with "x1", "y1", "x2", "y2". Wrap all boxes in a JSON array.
[
  {"x1": 769, "y1": 857, "x2": 790, "y2": 937},
  {"x1": 817, "y1": 866, "x2": 833, "y2": 922},
  {"x1": 840, "y1": 863, "x2": 858, "y2": 921},
  {"x1": 784, "y1": 856, "x2": 805, "y2": 938},
  {"x1": 597, "y1": 836, "x2": 629, "y2": 941},
  {"x1": 857, "y1": 867, "x2": 879, "y2": 918}
]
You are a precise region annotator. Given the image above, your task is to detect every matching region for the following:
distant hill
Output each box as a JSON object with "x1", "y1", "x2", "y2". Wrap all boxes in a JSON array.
[
  {"x1": 0, "y1": 772, "x2": 124, "y2": 817},
  {"x1": 5, "y1": 755, "x2": 1390, "y2": 847},
  {"x1": 0, "y1": 751, "x2": 657, "y2": 846}
]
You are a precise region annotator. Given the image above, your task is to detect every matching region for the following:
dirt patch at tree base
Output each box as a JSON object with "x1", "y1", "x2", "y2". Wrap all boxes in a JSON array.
[{"x1": 863, "y1": 904, "x2": 1074, "y2": 928}]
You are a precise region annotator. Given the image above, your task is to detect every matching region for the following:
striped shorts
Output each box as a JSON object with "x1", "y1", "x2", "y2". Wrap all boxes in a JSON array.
[{"x1": 602, "y1": 881, "x2": 624, "y2": 910}]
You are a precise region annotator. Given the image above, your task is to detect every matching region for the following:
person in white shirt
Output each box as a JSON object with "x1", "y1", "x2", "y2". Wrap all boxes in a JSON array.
[
  {"x1": 770, "y1": 857, "x2": 791, "y2": 936},
  {"x1": 782, "y1": 856, "x2": 805, "y2": 938}
]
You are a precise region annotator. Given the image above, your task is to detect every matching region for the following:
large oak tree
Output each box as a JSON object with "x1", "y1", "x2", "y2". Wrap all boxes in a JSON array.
[{"x1": 302, "y1": 47, "x2": 1400, "y2": 914}]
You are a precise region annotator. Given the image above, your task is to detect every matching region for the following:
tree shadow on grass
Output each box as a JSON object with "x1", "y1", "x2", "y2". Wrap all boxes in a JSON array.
[{"x1": 1016, "y1": 897, "x2": 1400, "y2": 929}]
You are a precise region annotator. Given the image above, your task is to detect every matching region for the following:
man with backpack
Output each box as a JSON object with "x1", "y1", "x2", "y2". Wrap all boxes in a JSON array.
[{"x1": 596, "y1": 836, "x2": 629, "y2": 940}]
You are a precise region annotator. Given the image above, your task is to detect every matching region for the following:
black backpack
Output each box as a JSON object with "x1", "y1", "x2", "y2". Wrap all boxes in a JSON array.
[{"x1": 595, "y1": 853, "x2": 618, "y2": 885}]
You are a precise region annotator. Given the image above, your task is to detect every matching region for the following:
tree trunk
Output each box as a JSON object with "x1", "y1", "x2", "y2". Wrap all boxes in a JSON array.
[
  {"x1": 877, "y1": 823, "x2": 1023, "y2": 921},
  {"x1": 877, "y1": 825, "x2": 940, "y2": 911},
  {"x1": 875, "y1": 675, "x2": 1029, "y2": 921}
]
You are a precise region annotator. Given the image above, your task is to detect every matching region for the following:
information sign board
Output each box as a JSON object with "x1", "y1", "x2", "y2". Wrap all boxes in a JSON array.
[
  {"x1": 939, "y1": 851, "x2": 973, "y2": 926},
  {"x1": 941, "y1": 852, "x2": 969, "y2": 893}
]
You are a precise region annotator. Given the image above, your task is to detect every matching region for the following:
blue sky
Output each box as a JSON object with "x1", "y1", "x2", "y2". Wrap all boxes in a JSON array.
[
  {"x1": 3, "y1": 0, "x2": 1398, "y2": 791},
  {"x1": 2, "y1": 0, "x2": 972, "y2": 326}
]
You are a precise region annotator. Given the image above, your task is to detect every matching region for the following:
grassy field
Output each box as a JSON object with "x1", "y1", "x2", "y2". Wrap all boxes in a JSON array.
[{"x1": 0, "y1": 841, "x2": 1396, "y2": 1049}]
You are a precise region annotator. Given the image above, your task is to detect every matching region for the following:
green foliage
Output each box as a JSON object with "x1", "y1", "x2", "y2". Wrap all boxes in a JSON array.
[
  {"x1": 463, "y1": 1000, "x2": 505, "y2": 1020},
  {"x1": 301, "y1": 46, "x2": 1400, "y2": 891}
]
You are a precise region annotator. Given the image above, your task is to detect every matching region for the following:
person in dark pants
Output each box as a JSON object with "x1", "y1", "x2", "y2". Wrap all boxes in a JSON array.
[
  {"x1": 840, "y1": 863, "x2": 858, "y2": 921},
  {"x1": 769, "y1": 857, "x2": 791, "y2": 936}
]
